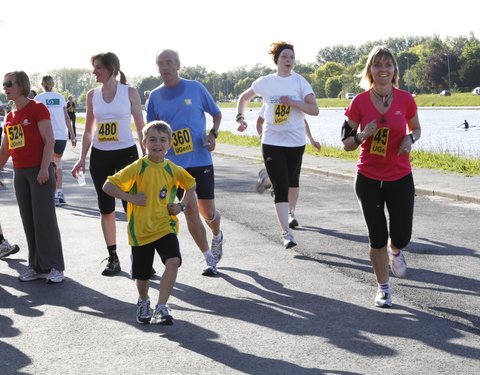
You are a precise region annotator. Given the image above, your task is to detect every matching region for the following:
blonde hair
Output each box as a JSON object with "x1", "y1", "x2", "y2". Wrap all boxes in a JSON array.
[
  {"x1": 359, "y1": 46, "x2": 399, "y2": 90},
  {"x1": 41, "y1": 75, "x2": 55, "y2": 92},
  {"x1": 143, "y1": 120, "x2": 172, "y2": 141}
]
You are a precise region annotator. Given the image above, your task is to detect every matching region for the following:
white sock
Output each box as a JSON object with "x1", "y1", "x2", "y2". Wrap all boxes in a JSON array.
[
  {"x1": 203, "y1": 249, "x2": 213, "y2": 259},
  {"x1": 212, "y1": 231, "x2": 222, "y2": 241}
]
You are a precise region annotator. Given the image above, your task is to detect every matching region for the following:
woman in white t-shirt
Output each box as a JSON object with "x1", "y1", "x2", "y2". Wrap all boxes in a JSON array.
[
  {"x1": 35, "y1": 75, "x2": 76, "y2": 206},
  {"x1": 236, "y1": 41, "x2": 319, "y2": 249}
]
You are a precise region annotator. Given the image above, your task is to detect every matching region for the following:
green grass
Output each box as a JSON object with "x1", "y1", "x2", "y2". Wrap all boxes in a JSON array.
[
  {"x1": 218, "y1": 131, "x2": 480, "y2": 176},
  {"x1": 217, "y1": 92, "x2": 480, "y2": 109}
]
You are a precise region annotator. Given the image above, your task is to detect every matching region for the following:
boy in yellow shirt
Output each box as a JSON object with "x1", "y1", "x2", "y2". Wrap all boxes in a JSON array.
[{"x1": 103, "y1": 121, "x2": 196, "y2": 325}]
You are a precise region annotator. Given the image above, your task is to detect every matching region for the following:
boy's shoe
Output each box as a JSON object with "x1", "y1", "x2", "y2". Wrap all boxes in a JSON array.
[
  {"x1": 136, "y1": 299, "x2": 152, "y2": 324},
  {"x1": 374, "y1": 287, "x2": 393, "y2": 308},
  {"x1": 151, "y1": 304, "x2": 173, "y2": 325},
  {"x1": 46, "y1": 268, "x2": 64, "y2": 283},
  {"x1": 388, "y1": 248, "x2": 407, "y2": 278},
  {"x1": 18, "y1": 267, "x2": 48, "y2": 282},
  {"x1": 256, "y1": 168, "x2": 271, "y2": 194},
  {"x1": 101, "y1": 257, "x2": 121, "y2": 276},
  {"x1": 202, "y1": 254, "x2": 218, "y2": 276},
  {"x1": 211, "y1": 231, "x2": 224, "y2": 263},
  {"x1": 282, "y1": 231, "x2": 297, "y2": 249},
  {"x1": 288, "y1": 213, "x2": 299, "y2": 228},
  {"x1": 55, "y1": 192, "x2": 66, "y2": 207},
  {"x1": 0, "y1": 239, "x2": 20, "y2": 258}
]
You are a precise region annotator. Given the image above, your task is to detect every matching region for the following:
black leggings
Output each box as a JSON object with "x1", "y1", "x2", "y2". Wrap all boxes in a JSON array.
[
  {"x1": 355, "y1": 172, "x2": 415, "y2": 249},
  {"x1": 262, "y1": 144, "x2": 305, "y2": 203},
  {"x1": 90, "y1": 145, "x2": 139, "y2": 214}
]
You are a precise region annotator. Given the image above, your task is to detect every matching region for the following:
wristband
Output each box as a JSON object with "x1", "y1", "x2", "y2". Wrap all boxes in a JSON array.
[
  {"x1": 209, "y1": 129, "x2": 218, "y2": 138},
  {"x1": 408, "y1": 133, "x2": 416, "y2": 143},
  {"x1": 354, "y1": 133, "x2": 362, "y2": 145},
  {"x1": 236, "y1": 113, "x2": 245, "y2": 122},
  {"x1": 179, "y1": 202, "x2": 186, "y2": 212}
]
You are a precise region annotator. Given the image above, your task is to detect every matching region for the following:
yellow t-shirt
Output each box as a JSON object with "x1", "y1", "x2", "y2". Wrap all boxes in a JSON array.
[{"x1": 107, "y1": 156, "x2": 196, "y2": 246}]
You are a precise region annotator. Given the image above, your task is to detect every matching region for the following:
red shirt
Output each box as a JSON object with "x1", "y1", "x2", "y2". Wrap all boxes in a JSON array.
[
  {"x1": 4, "y1": 100, "x2": 51, "y2": 168},
  {"x1": 345, "y1": 89, "x2": 417, "y2": 181}
]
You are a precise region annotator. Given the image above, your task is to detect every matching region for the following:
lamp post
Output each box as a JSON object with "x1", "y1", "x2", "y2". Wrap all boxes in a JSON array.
[
  {"x1": 404, "y1": 56, "x2": 410, "y2": 93},
  {"x1": 444, "y1": 53, "x2": 451, "y2": 91}
]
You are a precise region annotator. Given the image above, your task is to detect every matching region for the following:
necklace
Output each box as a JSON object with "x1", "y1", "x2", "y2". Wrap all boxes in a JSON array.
[{"x1": 372, "y1": 89, "x2": 393, "y2": 108}]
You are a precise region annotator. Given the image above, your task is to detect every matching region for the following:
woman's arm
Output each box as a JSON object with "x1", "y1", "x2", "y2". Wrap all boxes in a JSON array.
[
  {"x1": 236, "y1": 87, "x2": 256, "y2": 132},
  {"x1": 280, "y1": 93, "x2": 319, "y2": 116},
  {"x1": 72, "y1": 90, "x2": 95, "y2": 176},
  {"x1": 37, "y1": 119, "x2": 55, "y2": 184},
  {"x1": 129, "y1": 87, "x2": 145, "y2": 154}
]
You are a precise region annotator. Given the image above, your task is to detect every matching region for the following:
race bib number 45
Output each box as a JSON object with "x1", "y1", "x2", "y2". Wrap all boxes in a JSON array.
[
  {"x1": 97, "y1": 121, "x2": 119, "y2": 142},
  {"x1": 370, "y1": 127, "x2": 389, "y2": 157},
  {"x1": 172, "y1": 128, "x2": 193, "y2": 155},
  {"x1": 7, "y1": 124, "x2": 25, "y2": 149},
  {"x1": 274, "y1": 104, "x2": 291, "y2": 125}
]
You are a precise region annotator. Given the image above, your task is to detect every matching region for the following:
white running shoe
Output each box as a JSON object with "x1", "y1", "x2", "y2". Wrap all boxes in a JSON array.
[
  {"x1": 288, "y1": 213, "x2": 299, "y2": 228},
  {"x1": 256, "y1": 168, "x2": 271, "y2": 194},
  {"x1": 374, "y1": 287, "x2": 393, "y2": 308},
  {"x1": 202, "y1": 254, "x2": 218, "y2": 276},
  {"x1": 0, "y1": 239, "x2": 20, "y2": 258},
  {"x1": 46, "y1": 268, "x2": 64, "y2": 283},
  {"x1": 136, "y1": 299, "x2": 152, "y2": 324},
  {"x1": 282, "y1": 231, "x2": 297, "y2": 249},
  {"x1": 389, "y1": 248, "x2": 407, "y2": 278},
  {"x1": 18, "y1": 267, "x2": 48, "y2": 282},
  {"x1": 211, "y1": 231, "x2": 224, "y2": 263},
  {"x1": 151, "y1": 304, "x2": 173, "y2": 325}
]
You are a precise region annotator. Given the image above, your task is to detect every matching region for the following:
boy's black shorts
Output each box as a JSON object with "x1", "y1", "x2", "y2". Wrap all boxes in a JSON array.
[{"x1": 131, "y1": 233, "x2": 182, "y2": 280}]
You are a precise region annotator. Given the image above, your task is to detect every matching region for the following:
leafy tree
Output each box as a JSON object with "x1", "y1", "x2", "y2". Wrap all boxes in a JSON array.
[
  {"x1": 325, "y1": 76, "x2": 342, "y2": 98},
  {"x1": 424, "y1": 50, "x2": 460, "y2": 91},
  {"x1": 234, "y1": 77, "x2": 254, "y2": 97},
  {"x1": 458, "y1": 59, "x2": 480, "y2": 88},
  {"x1": 137, "y1": 76, "x2": 162, "y2": 103},
  {"x1": 180, "y1": 65, "x2": 207, "y2": 82},
  {"x1": 310, "y1": 62, "x2": 344, "y2": 98},
  {"x1": 316, "y1": 45, "x2": 358, "y2": 66}
]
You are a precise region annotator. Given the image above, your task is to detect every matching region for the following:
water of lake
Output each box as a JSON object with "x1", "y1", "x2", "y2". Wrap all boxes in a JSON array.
[{"x1": 220, "y1": 107, "x2": 480, "y2": 158}]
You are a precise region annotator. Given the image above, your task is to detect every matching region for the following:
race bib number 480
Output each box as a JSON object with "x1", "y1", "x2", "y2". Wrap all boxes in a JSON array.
[
  {"x1": 97, "y1": 121, "x2": 119, "y2": 142},
  {"x1": 7, "y1": 124, "x2": 25, "y2": 149},
  {"x1": 370, "y1": 127, "x2": 389, "y2": 157},
  {"x1": 172, "y1": 128, "x2": 193, "y2": 155},
  {"x1": 273, "y1": 104, "x2": 291, "y2": 125}
]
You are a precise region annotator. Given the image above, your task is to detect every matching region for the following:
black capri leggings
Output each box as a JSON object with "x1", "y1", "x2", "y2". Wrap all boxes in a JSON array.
[
  {"x1": 90, "y1": 145, "x2": 139, "y2": 214},
  {"x1": 355, "y1": 172, "x2": 415, "y2": 249},
  {"x1": 262, "y1": 144, "x2": 305, "y2": 203}
]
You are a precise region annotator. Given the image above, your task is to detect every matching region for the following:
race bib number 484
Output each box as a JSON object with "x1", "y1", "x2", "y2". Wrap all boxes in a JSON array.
[
  {"x1": 370, "y1": 127, "x2": 389, "y2": 157},
  {"x1": 273, "y1": 104, "x2": 291, "y2": 125},
  {"x1": 172, "y1": 128, "x2": 193, "y2": 155},
  {"x1": 7, "y1": 124, "x2": 25, "y2": 149},
  {"x1": 97, "y1": 121, "x2": 119, "y2": 142}
]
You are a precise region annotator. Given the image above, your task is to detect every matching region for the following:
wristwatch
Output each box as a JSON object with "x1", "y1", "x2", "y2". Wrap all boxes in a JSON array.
[
  {"x1": 409, "y1": 133, "x2": 416, "y2": 143},
  {"x1": 209, "y1": 129, "x2": 219, "y2": 138}
]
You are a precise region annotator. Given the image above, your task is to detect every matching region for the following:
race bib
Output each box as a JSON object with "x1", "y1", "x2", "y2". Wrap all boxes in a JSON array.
[
  {"x1": 7, "y1": 124, "x2": 25, "y2": 149},
  {"x1": 370, "y1": 127, "x2": 389, "y2": 157},
  {"x1": 172, "y1": 128, "x2": 193, "y2": 155},
  {"x1": 97, "y1": 121, "x2": 119, "y2": 142},
  {"x1": 273, "y1": 104, "x2": 291, "y2": 125}
]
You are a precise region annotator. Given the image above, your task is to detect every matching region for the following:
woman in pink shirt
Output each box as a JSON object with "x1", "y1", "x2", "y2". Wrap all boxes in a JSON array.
[{"x1": 342, "y1": 46, "x2": 421, "y2": 308}]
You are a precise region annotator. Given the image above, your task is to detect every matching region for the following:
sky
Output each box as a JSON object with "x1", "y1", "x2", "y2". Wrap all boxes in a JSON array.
[{"x1": 1, "y1": 0, "x2": 478, "y2": 81}]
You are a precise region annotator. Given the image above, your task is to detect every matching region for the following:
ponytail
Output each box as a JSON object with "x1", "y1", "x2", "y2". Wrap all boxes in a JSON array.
[{"x1": 119, "y1": 70, "x2": 127, "y2": 85}]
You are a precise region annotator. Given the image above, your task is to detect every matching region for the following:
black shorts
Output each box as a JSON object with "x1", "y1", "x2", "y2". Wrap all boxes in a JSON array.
[
  {"x1": 355, "y1": 172, "x2": 415, "y2": 249},
  {"x1": 90, "y1": 145, "x2": 139, "y2": 214},
  {"x1": 131, "y1": 233, "x2": 182, "y2": 280},
  {"x1": 54, "y1": 140, "x2": 67, "y2": 156},
  {"x1": 177, "y1": 165, "x2": 214, "y2": 200}
]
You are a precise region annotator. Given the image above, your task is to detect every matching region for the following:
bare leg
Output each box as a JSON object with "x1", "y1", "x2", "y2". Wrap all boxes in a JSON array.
[
  {"x1": 370, "y1": 246, "x2": 389, "y2": 284},
  {"x1": 288, "y1": 187, "x2": 299, "y2": 214},
  {"x1": 184, "y1": 198, "x2": 209, "y2": 253},
  {"x1": 54, "y1": 155, "x2": 63, "y2": 190},
  {"x1": 275, "y1": 202, "x2": 290, "y2": 232},
  {"x1": 157, "y1": 258, "x2": 180, "y2": 305},
  {"x1": 198, "y1": 199, "x2": 220, "y2": 236},
  {"x1": 136, "y1": 279, "x2": 149, "y2": 300},
  {"x1": 101, "y1": 212, "x2": 116, "y2": 246}
]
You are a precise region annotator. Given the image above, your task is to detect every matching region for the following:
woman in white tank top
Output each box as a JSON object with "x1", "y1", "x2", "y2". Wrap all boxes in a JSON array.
[{"x1": 72, "y1": 52, "x2": 145, "y2": 277}]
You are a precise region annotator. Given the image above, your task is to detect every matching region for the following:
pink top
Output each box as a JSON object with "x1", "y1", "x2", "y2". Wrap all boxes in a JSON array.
[{"x1": 345, "y1": 88, "x2": 417, "y2": 181}]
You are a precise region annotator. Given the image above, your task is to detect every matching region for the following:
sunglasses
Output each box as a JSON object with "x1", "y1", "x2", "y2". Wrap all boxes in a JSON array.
[{"x1": 2, "y1": 80, "x2": 17, "y2": 88}]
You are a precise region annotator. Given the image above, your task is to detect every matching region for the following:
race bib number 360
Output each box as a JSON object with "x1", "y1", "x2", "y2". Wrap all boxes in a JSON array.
[
  {"x1": 7, "y1": 124, "x2": 25, "y2": 149},
  {"x1": 97, "y1": 121, "x2": 119, "y2": 142},
  {"x1": 172, "y1": 128, "x2": 193, "y2": 155},
  {"x1": 370, "y1": 127, "x2": 389, "y2": 157},
  {"x1": 273, "y1": 104, "x2": 291, "y2": 125}
]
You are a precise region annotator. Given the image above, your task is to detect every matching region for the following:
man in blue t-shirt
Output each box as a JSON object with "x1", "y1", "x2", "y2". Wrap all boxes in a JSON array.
[{"x1": 147, "y1": 49, "x2": 223, "y2": 276}]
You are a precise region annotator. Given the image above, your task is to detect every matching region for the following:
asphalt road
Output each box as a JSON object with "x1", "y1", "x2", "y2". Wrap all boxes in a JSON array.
[{"x1": 0, "y1": 143, "x2": 479, "y2": 375}]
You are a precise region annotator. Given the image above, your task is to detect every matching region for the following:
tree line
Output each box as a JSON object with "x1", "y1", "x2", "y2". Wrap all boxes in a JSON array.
[{"x1": 3, "y1": 33, "x2": 478, "y2": 106}]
